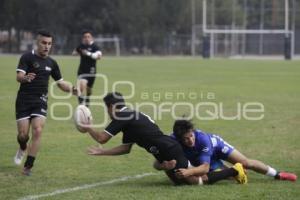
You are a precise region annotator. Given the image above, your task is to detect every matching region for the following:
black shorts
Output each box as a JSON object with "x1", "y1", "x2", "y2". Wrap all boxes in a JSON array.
[
  {"x1": 153, "y1": 143, "x2": 190, "y2": 185},
  {"x1": 77, "y1": 66, "x2": 96, "y2": 88},
  {"x1": 15, "y1": 93, "x2": 48, "y2": 121},
  {"x1": 154, "y1": 144, "x2": 188, "y2": 169},
  {"x1": 78, "y1": 73, "x2": 96, "y2": 88}
]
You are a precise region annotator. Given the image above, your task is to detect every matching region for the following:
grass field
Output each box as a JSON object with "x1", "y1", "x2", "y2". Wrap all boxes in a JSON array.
[{"x1": 0, "y1": 55, "x2": 299, "y2": 200}]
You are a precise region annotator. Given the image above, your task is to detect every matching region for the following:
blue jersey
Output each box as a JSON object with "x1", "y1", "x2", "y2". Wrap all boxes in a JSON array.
[{"x1": 171, "y1": 130, "x2": 234, "y2": 171}]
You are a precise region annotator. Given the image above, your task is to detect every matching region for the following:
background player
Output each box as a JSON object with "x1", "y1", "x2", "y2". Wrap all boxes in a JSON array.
[
  {"x1": 171, "y1": 119, "x2": 297, "y2": 182},
  {"x1": 15, "y1": 30, "x2": 78, "y2": 175},
  {"x1": 80, "y1": 92, "x2": 247, "y2": 185},
  {"x1": 72, "y1": 30, "x2": 102, "y2": 107}
]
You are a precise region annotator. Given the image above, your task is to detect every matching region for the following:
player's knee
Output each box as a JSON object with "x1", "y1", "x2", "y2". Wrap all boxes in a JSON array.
[
  {"x1": 18, "y1": 129, "x2": 29, "y2": 136},
  {"x1": 153, "y1": 160, "x2": 160, "y2": 170},
  {"x1": 80, "y1": 81, "x2": 87, "y2": 90},
  {"x1": 17, "y1": 133, "x2": 29, "y2": 141},
  {"x1": 32, "y1": 126, "x2": 43, "y2": 139},
  {"x1": 239, "y1": 159, "x2": 251, "y2": 169},
  {"x1": 240, "y1": 159, "x2": 254, "y2": 169}
]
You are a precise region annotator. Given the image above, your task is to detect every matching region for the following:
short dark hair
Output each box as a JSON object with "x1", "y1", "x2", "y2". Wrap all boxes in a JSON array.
[
  {"x1": 82, "y1": 30, "x2": 93, "y2": 36},
  {"x1": 36, "y1": 29, "x2": 52, "y2": 38},
  {"x1": 173, "y1": 119, "x2": 194, "y2": 139},
  {"x1": 103, "y1": 92, "x2": 125, "y2": 109}
]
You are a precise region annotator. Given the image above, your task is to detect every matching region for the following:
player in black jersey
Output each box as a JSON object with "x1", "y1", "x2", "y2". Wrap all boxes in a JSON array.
[
  {"x1": 72, "y1": 30, "x2": 102, "y2": 107},
  {"x1": 14, "y1": 30, "x2": 78, "y2": 175},
  {"x1": 81, "y1": 92, "x2": 247, "y2": 185}
]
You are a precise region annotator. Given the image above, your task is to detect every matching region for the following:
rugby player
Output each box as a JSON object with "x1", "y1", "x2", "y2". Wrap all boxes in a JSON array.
[
  {"x1": 14, "y1": 30, "x2": 78, "y2": 175},
  {"x1": 81, "y1": 92, "x2": 247, "y2": 185},
  {"x1": 72, "y1": 30, "x2": 102, "y2": 107},
  {"x1": 169, "y1": 119, "x2": 297, "y2": 182}
]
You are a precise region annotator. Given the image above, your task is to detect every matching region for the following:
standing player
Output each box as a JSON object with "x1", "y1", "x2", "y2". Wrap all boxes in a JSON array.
[
  {"x1": 170, "y1": 119, "x2": 297, "y2": 182},
  {"x1": 14, "y1": 30, "x2": 78, "y2": 175},
  {"x1": 72, "y1": 30, "x2": 102, "y2": 107},
  {"x1": 81, "y1": 92, "x2": 247, "y2": 185}
]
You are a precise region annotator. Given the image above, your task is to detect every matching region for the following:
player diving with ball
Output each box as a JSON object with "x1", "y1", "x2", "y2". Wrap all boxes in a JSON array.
[{"x1": 80, "y1": 92, "x2": 248, "y2": 185}]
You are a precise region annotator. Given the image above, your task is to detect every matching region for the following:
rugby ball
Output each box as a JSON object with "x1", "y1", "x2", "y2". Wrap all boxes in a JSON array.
[{"x1": 74, "y1": 105, "x2": 93, "y2": 133}]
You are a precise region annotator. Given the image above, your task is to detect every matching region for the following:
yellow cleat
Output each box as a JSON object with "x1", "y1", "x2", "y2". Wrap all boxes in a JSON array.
[{"x1": 233, "y1": 163, "x2": 248, "y2": 184}]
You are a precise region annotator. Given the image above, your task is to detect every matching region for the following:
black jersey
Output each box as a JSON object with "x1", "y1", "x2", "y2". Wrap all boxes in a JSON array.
[
  {"x1": 104, "y1": 107, "x2": 179, "y2": 154},
  {"x1": 16, "y1": 50, "x2": 62, "y2": 95},
  {"x1": 76, "y1": 42, "x2": 100, "y2": 74}
]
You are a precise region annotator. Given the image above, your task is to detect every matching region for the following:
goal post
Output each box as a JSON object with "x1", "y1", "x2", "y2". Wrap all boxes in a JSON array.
[
  {"x1": 201, "y1": 0, "x2": 295, "y2": 60},
  {"x1": 94, "y1": 36, "x2": 120, "y2": 56}
]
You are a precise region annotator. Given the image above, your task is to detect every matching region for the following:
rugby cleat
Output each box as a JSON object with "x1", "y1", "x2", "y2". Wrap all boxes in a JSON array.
[
  {"x1": 276, "y1": 172, "x2": 297, "y2": 182},
  {"x1": 22, "y1": 167, "x2": 32, "y2": 176},
  {"x1": 14, "y1": 149, "x2": 25, "y2": 165},
  {"x1": 233, "y1": 163, "x2": 248, "y2": 184}
]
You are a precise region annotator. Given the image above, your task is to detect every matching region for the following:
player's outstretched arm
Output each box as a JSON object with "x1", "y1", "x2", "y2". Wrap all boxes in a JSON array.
[
  {"x1": 92, "y1": 51, "x2": 102, "y2": 60},
  {"x1": 81, "y1": 50, "x2": 102, "y2": 60},
  {"x1": 56, "y1": 80, "x2": 78, "y2": 95},
  {"x1": 87, "y1": 144, "x2": 132, "y2": 156},
  {"x1": 175, "y1": 163, "x2": 210, "y2": 178},
  {"x1": 85, "y1": 127, "x2": 112, "y2": 144}
]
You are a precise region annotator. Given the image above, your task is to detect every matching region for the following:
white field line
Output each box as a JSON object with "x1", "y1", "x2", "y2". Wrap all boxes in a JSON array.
[{"x1": 18, "y1": 172, "x2": 157, "y2": 200}]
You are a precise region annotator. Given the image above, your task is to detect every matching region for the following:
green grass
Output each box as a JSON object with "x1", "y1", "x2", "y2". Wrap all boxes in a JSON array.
[{"x1": 0, "y1": 55, "x2": 299, "y2": 200}]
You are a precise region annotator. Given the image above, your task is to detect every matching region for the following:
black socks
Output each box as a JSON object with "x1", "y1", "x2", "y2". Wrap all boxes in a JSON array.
[
  {"x1": 206, "y1": 168, "x2": 238, "y2": 184},
  {"x1": 24, "y1": 155, "x2": 35, "y2": 169},
  {"x1": 78, "y1": 96, "x2": 85, "y2": 104},
  {"x1": 78, "y1": 96, "x2": 90, "y2": 107},
  {"x1": 85, "y1": 96, "x2": 90, "y2": 107}
]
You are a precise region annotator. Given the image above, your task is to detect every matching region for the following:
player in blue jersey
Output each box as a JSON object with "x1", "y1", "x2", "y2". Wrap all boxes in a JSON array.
[{"x1": 170, "y1": 119, "x2": 297, "y2": 182}]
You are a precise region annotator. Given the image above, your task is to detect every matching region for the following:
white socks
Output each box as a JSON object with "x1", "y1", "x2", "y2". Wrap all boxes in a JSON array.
[
  {"x1": 198, "y1": 177, "x2": 203, "y2": 185},
  {"x1": 266, "y1": 166, "x2": 277, "y2": 177}
]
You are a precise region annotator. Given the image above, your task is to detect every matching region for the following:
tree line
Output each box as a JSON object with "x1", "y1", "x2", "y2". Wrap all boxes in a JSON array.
[{"x1": 0, "y1": 0, "x2": 299, "y2": 54}]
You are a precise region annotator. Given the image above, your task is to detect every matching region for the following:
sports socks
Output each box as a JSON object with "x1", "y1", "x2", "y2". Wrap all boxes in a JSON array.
[
  {"x1": 266, "y1": 166, "x2": 277, "y2": 177},
  {"x1": 24, "y1": 155, "x2": 35, "y2": 169},
  {"x1": 78, "y1": 96, "x2": 85, "y2": 104},
  {"x1": 206, "y1": 168, "x2": 238, "y2": 184},
  {"x1": 85, "y1": 96, "x2": 90, "y2": 107},
  {"x1": 78, "y1": 96, "x2": 90, "y2": 107}
]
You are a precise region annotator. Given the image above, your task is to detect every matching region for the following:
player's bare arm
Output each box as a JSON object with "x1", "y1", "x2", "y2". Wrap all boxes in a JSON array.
[
  {"x1": 56, "y1": 80, "x2": 78, "y2": 95},
  {"x1": 85, "y1": 127, "x2": 112, "y2": 144},
  {"x1": 87, "y1": 144, "x2": 132, "y2": 156},
  {"x1": 175, "y1": 163, "x2": 210, "y2": 178}
]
